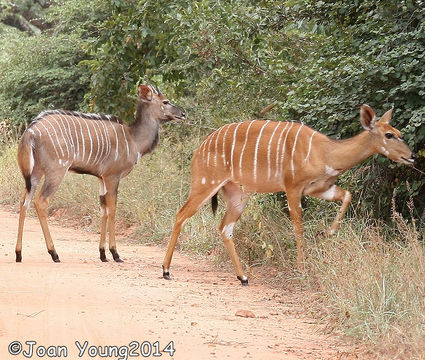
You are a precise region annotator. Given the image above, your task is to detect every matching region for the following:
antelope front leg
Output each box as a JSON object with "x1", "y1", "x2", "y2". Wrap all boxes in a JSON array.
[
  {"x1": 104, "y1": 178, "x2": 122, "y2": 262},
  {"x1": 310, "y1": 185, "x2": 352, "y2": 235},
  {"x1": 99, "y1": 179, "x2": 108, "y2": 262},
  {"x1": 286, "y1": 189, "x2": 305, "y2": 271}
]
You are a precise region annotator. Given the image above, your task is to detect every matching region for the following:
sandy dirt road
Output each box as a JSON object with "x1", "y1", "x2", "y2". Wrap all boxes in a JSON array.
[{"x1": 0, "y1": 208, "x2": 358, "y2": 360}]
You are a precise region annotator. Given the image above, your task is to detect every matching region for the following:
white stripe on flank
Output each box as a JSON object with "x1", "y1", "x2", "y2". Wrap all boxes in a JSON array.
[
  {"x1": 291, "y1": 124, "x2": 304, "y2": 178},
  {"x1": 222, "y1": 124, "x2": 233, "y2": 167},
  {"x1": 205, "y1": 133, "x2": 215, "y2": 168},
  {"x1": 213, "y1": 126, "x2": 226, "y2": 167},
  {"x1": 230, "y1": 122, "x2": 243, "y2": 178},
  {"x1": 279, "y1": 122, "x2": 295, "y2": 178},
  {"x1": 59, "y1": 113, "x2": 75, "y2": 150},
  {"x1": 31, "y1": 124, "x2": 42, "y2": 137},
  {"x1": 239, "y1": 121, "x2": 256, "y2": 178},
  {"x1": 199, "y1": 138, "x2": 207, "y2": 164},
  {"x1": 304, "y1": 130, "x2": 317, "y2": 162},
  {"x1": 77, "y1": 117, "x2": 85, "y2": 161},
  {"x1": 267, "y1": 122, "x2": 281, "y2": 180},
  {"x1": 91, "y1": 119, "x2": 101, "y2": 164},
  {"x1": 48, "y1": 114, "x2": 70, "y2": 159},
  {"x1": 100, "y1": 120, "x2": 111, "y2": 161},
  {"x1": 94, "y1": 120, "x2": 105, "y2": 165},
  {"x1": 100, "y1": 120, "x2": 110, "y2": 161},
  {"x1": 95, "y1": 120, "x2": 107, "y2": 163},
  {"x1": 43, "y1": 117, "x2": 65, "y2": 158},
  {"x1": 107, "y1": 118, "x2": 120, "y2": 161},
  {"x1": 62, "y1": 114, "x2": 77, "y2": 159},
  {"x1": 121, "y1": 125, "x2": 130, "y2": 157},
  {"x1": 67, "y1": 115, "x2": 80, "y2": 160},
  {"x1": 56, "y1": 113, "x2": 75, "y2": 160},
  {"x1": 81, "y1": 116, "x2": 93, "y2": 164},
  {"x1": 253, "y1": 120, "x2": 270, "y2": 183},
  {"x1": 274, "y1": 122, "x2": 290, "y2": 178},
  {"x1": 37, "y1": 121, "x2": 60, "y2": 158}
]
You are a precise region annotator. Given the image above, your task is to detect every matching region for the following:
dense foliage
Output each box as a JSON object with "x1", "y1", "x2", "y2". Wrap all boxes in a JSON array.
[
  {"x1": 0, "y1": 0, "x2": 424, "y2": 218},
  {"x1": 0, "y1": 0, "x2": 108, "y2": 125}
]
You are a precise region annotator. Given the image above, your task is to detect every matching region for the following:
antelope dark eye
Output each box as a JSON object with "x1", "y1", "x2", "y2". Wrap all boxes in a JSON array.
[
  {"x1": 162, "y1": 100, "x2": 170, "y2": 105},
  {"x1": 385, "y1": 133, "x2": 394, "y2": 139}
]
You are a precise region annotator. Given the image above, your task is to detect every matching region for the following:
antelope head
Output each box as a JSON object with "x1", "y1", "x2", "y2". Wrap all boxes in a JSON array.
[
  {"x1": 360, "y1": 104, "x2": 415, "y2": 165},
  {"x1": 138, "y1": 84, "x2": 186, "y2": 123}
]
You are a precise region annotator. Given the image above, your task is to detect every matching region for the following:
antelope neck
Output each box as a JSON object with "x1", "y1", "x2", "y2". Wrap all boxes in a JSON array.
[
  {"x1": 129, "y1": 101, "x2": 160, "y2": 155},
  {"x1": 325, "y1": 131, "x2": 376, "y2": 171}
]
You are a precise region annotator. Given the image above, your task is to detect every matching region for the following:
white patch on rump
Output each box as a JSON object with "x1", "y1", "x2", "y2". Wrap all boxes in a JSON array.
[{"x1": 222, "y1": 222, "x2": 235, "y2": 238}]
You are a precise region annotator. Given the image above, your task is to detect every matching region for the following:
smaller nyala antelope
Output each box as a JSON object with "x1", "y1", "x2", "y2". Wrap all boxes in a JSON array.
[
  {"x1": 16, "y1": 84, "x2": 185, "y2": 263},
  {"x1": 163, "y1": 105, "x2": 415, "y2": 285}
]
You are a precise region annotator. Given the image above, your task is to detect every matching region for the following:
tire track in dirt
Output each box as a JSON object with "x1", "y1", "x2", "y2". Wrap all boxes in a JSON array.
[{"x1": 0, "y1": 208, "x2": 360, "y2": 359}]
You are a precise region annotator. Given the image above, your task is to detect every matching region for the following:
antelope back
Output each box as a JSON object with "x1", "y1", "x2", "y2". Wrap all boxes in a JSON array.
[
  {"x1": 191, "y1": 120, "x2": 320, "y2": 193},
  {"x1": 26, "y1": 110, "x2": 133, "y2": 176}
]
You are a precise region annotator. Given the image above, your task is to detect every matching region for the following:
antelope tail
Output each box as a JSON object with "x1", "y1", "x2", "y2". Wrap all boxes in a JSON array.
[
  {"x1": 211, "y1": 193, "x2": 218, "y2": 216},
  {"x1": 17, "y1": 131, "x2": 35, "y2": 193}
]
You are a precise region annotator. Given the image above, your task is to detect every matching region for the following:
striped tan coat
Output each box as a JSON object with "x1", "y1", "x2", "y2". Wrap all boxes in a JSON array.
[
  {"x1": 163, "y1": 105, "x2": 415, "y2": 285},
  {"x1": 16, "y1": 85, "x2": 185, "y2": 263}
]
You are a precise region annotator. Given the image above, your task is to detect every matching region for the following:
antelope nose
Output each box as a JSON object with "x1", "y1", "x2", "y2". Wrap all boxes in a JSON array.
[
  {"x1": 411, "y1": 152, "x2": 416, "y2": 160},
  {"x1": 181, "y1": 112, "x2": 186, "y2": 119}
]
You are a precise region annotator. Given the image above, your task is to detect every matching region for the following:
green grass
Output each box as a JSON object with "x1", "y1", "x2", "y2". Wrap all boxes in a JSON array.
[{"x1": 1, "y1": 135, "x2": 424, "y2": 359}]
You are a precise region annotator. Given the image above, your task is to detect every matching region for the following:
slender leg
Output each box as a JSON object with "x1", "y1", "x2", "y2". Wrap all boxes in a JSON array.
[
  {"x1": 98, "y1": 179, "x2": 108, "y2": 262},
  {"x1": 163, "y1": 185, "x2": 219, "y2": 280},
  {"x1": 16, "y1": 190, "x2": 28, "y2": 262},
  {"x1": 16, "y1": 172, "x2": 42, "y2": 262},
  {"x1": 218, "y1": 182, "x2": 248, "y2": 285},
  {"x1": 286, "y1": 188, "x2": 304, "y2": 271},
  {"x1": 33, "y1": 172, "x2": 66, "y2": 262},
  {"x1": 103, "y1": 177, "x2": 121, "y2": 262},
  {"x1": 309, "y1": 185, "x2": 352, "y2": 234}
]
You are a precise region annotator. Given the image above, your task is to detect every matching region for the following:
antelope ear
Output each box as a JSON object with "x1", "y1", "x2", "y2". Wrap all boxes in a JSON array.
[
  {"x1": 379, "y1": 107, "x2": 393, "y2": 124},
  {"x1": 138, "y1": 84, "x2": 153, "y2": 102},
  {"x1": 360, "y1": 104, "x2": 376, "y2": 130}
]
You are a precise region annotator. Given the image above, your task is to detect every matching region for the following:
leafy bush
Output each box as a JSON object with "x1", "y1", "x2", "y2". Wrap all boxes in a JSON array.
[
  {"x1": 0, "y1": 30, "x2": 90, "y2": 125},
  {"x1": 83, "y1": 0, "x2": 424, "y2": 219}
]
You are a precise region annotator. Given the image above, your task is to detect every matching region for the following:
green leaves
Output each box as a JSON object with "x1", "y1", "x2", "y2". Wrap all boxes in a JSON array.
[{"x1": 0, "y1": 0, "x2": 423, "y2": 218}]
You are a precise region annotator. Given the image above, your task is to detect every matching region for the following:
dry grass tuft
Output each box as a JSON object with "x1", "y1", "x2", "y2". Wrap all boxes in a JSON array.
[{"x1": 306, "y1": 193, "x2": 425, "y2": 359}]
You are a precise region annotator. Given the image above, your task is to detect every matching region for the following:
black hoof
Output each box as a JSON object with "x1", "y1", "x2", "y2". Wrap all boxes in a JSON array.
[
  {"x1": 48, "y1": 250, "x2": 60, "y2": 263},
  {"x1": 99, "y1": 248, "x2": 108, "y2": 262},
  {"x1": 162, "y1": 266, "x2": 171, "y2": 280},
  {"x1": 110, "y1": 249, "x2": 123, "y2": 262},
  {"x1": 237, "y1": 276, "x2": 249, "y2": 286},
  {"x1": 15, "y1": 251, "x2": 22, "y2": 262}
]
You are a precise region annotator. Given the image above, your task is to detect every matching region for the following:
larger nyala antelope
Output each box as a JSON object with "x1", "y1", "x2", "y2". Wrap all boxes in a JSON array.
[
  {"x1": 163, "y1": 105, "x2": 415, "y2": 285},
  {"x1": 16, "y1": 84, "x2": 185, "y2": 263}
]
